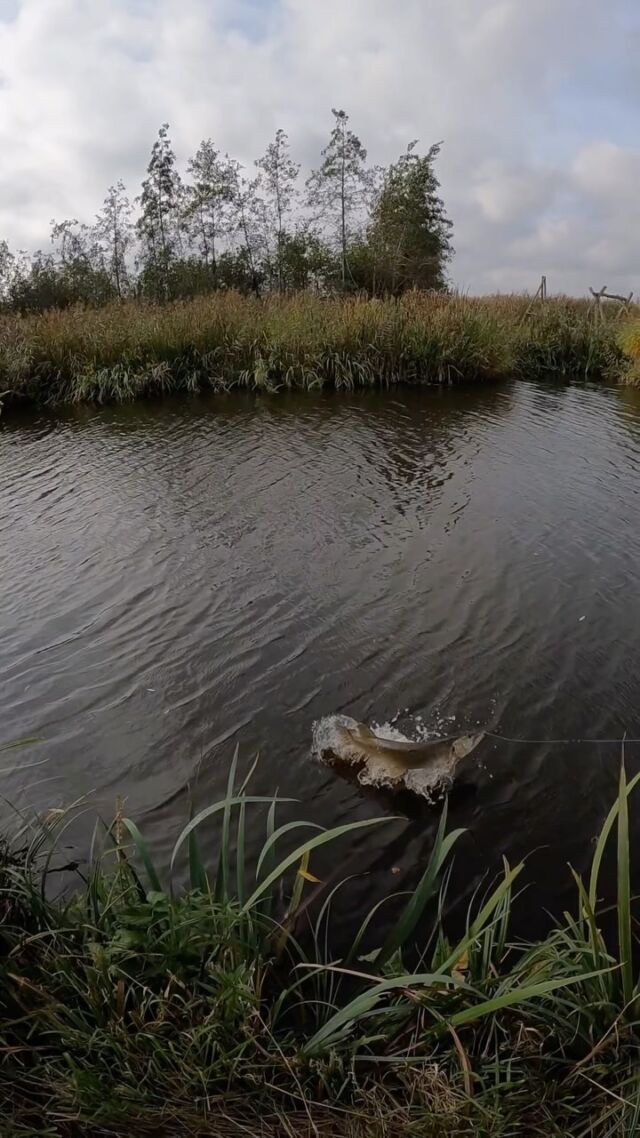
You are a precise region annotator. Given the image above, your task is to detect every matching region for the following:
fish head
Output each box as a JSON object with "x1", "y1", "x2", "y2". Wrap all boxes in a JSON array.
[{"x1": 452, "y1": 732, "x2": 485, "y2": 759}]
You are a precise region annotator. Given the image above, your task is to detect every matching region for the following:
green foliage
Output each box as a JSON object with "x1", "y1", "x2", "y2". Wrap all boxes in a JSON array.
[
  {"x1": 0, "y1": 110, "x2": 456, "y2": 309},
  {"x1": 618, "y1": 318, "x2": 640, "y2": 383},
  {"x1": 136, "y1": 124, "x2": 184, "y2": 302},
  {"x1": 184, "y1": 139, "x2": 235, "y2": 278},
  {"x1": 0, "y1": 291, "x2": 633, "y2": 412},
  {"x1": 2, "y1": 759, "x2": 640, "y2": 1136},
  {"x1": 255, "y1": 129, "x2": 301, "y2": 292},
  {"x1": 306, "y1": 108, "x2": 374, "y2": 288},
  {"x1": 359, "y1": 141, "x2": 453, "y2": 295},
  {"x1": 95, "y1": 181, "x2": 134, "y2": 299},
  {"x1": 8, "y1": 247, "x2": 115, "y2": 313}
]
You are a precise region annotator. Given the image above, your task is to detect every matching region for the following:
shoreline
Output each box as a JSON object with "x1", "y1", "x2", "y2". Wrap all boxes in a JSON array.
[{"x1": 1, "y1": 291, "x2": 638, "y2": 415}]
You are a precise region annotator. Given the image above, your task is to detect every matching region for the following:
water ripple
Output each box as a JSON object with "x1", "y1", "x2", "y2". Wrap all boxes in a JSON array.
[{"x1": 2, "y1": 382, "x2": 640, "y2": 925}]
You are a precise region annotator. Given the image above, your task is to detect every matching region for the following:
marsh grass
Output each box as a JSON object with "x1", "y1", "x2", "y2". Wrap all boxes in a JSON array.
[
  {"x1": 618, "y1": 318, "x2": 640, "y2": 384},
  {"x1": 2, "y1": 754, "x2": 640, "y2": 1135},
  {"x1": 0, "y1": 291, "x2": 636, "y2": 411}
]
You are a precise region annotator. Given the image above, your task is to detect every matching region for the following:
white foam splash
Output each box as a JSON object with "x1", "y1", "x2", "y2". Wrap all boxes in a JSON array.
[{"x1": 311, "y1": 714, "x2": 464, "y2": 802}]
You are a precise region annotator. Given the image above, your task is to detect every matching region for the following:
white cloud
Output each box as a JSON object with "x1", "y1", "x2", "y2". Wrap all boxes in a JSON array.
[
  {"x1": 0, "y1": 0, "x2": 637, "y2": 293},
  {"x1": 572, "y1": 141, "x2": 640, "y2": 201},
  {"x1": 472, "y1": 162, "x2": 561, "y2": 225}
]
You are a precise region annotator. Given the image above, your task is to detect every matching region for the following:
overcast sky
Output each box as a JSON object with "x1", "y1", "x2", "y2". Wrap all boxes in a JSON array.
[{"x1": 0, "y1": 0, "x2": 637, "y2": 294}]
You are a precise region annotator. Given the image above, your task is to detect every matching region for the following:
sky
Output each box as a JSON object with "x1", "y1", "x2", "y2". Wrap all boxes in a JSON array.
[{"x1": 0, "y1": 0, "x2": 638, "y2": 294}]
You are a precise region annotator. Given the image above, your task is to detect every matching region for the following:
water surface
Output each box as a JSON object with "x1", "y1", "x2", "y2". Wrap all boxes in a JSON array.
[{"x1": 3, "y1": 381, "x2": 640, "y2": 935}]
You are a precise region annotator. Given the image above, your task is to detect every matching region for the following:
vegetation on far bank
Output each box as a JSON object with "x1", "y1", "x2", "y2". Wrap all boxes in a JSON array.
[
  {"x1": 0, "y1": 111, "x2": 453, "y2": 311},
  {"x1": 1, "y1": 290, "x2": 639, "y2": 413},
  {"x1": 1, "y1": 111, "x2": 638, "y2": 412},
  {"x1": 3, "y1": 752, "x2": 640, "y2": 1136}
]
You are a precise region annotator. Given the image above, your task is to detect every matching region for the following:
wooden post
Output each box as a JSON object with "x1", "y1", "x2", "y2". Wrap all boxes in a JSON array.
[
  {"x1": 589, "y1": 285, "x2": 606, "y2": 324},
  {"x1": 522, "y1": 274, "x2": 548, "y2": 320},
  {"x1": 589, "y1": 285, "x2": 634, "y2": 324}
]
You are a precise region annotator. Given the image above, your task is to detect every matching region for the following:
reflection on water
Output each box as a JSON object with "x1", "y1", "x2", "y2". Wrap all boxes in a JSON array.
[{"x1": 2, "y1": 381, "x2": 640, "y2": 936}]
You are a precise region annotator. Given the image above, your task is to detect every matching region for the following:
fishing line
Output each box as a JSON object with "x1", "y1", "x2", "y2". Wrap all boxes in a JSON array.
[{"x1": 485, "y1": 731, "x2": 640, "y2": 746}]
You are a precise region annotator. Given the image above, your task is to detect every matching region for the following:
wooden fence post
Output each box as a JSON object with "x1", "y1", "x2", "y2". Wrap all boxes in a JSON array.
[{"x1": 589, "y1": 285, "x2": 634, "y2": 324}]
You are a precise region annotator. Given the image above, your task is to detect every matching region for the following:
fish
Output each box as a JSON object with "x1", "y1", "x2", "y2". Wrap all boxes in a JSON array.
[{"x1": 332, "y1": 720, "x2": 485, "y2": 774}]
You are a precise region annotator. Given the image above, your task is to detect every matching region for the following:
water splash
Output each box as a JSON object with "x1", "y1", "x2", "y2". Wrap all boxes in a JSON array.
[{"x1": 311, "y1": 713, "x2": 475, "y2": 802}]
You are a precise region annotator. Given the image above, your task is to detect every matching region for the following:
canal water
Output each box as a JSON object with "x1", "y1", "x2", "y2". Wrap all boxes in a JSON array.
[{"x1": 2, "y1": 380, "x2": 640, "y2": 936}]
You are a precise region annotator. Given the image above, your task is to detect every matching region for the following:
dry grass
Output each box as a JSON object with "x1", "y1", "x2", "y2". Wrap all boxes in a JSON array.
[
  {"x1": 0, "y1": 290, "x2": 636, "y2": 410},
  {"x1": 618, "y1": 318, "x2": 640, "y2": 384}
]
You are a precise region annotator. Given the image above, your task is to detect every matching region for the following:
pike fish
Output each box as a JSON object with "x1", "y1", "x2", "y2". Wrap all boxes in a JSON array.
[{"x1": 333, "y1": 720, "x2": 485, "y2": 773}]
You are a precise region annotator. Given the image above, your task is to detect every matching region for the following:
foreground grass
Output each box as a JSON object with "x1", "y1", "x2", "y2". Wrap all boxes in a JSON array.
[
  {"x1": 0, "y1": 291, "x2": 638, "y2": 411},
  {"x1": 3, "y1": 756, "x2": 640, "y2": 1136}
]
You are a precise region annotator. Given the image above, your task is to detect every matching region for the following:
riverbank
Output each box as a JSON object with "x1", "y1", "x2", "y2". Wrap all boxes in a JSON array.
[
  {"x1": 1, "y1": 291, "x2": 638, "y2": 411},
  {"x1": 2, "y1": 763, "x2": 640, "y2": 1137}
]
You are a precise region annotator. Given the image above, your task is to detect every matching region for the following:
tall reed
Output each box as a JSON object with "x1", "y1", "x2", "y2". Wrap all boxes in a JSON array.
[{"x1": 0, "y1": 291, "x2": 636, "y2": 411}]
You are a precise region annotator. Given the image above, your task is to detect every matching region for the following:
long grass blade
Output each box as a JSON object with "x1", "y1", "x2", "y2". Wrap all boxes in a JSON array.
[
  {"x1": 377, "y1": 805, "x2": 464, "y2": 969},
  {"x1": 588, "y1": 769, "x2": 640, "y2": 910},
  {"x1": 170, "y1": 796, "x2": 294, "y2": 878},
  {"x1": 438, "y1": 860, "x2": 524, "y2": 975},
  {"x1": 216, "y1": 744, "x2": 239, "y2": 902},
  {"x1": 448, "y1": 968, "x2": 611, "y2": 1028},
  {"x1": 616, "y1": 763, "x2": 633, "y2": 1009},
  {"x1": 236, "y1": 798, "x2": 246, "y2": 906},
  {"x1": 188, "y1": 812, "x2": 207, "y2": 893},
  {"x1": 121, "y1": 817, "x2": 162, "y2": 893},
  {"x1": 0, "y1": 736, "x2": 42, "y2": 752},
  {"x1": 242, "y1": 817, "x2": 394, "y2": 914},
  {"x1": 256, "y1": 820, "x2": 325, "y2": 879},
  {"x1": 302, "y1": 969, "x2": 455, "y2": 1056},
  {"x1": 570, "y1": 866, "x2": 610, "y2": 1002},
  {"x1": 259, "y1": 797, "x2": 279, "y2": 922}
]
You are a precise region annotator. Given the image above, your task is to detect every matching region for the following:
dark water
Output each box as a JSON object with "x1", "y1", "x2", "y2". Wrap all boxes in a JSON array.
[{"x1": 3, "y1": 381, "x2": 640, "y2": 937}]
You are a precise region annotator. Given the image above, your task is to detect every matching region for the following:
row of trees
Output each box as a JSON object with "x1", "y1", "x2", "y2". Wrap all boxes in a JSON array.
[{"x1": 0, "y1": 110, "x2": 454, "y2": 312}]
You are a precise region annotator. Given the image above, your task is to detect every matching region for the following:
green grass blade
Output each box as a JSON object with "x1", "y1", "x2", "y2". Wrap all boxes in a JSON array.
[
  {"x1": 617, "y1": 763, "x2": 633, "y2": 1010},
  {"x1": 345, "y1": 892, "x2": 406, "y2": 967},
  {"x1": 588, "y1": 769, "x2": 640, "y2": 910},
  {"x1": 121, "y1": 817, "x2": 162, "y2": 894},
  {"x1": 302, "y1": 969, "x2": 455, "y2": 1056},
  {"x1": 188, "y1": 810, "x2": 207, "y2": 893},
  {"x1": 448, "y1": 968, "x2": 611, "y2": 1028},
  {"x1": 259, "y1": 798, "x2": 278, "y2": 921},
  {"x1": 216, "y1": 744, "x2": 239, "y2": 902},
  {"x1": 0, "y1": 736, "x2": 42, "y2": 752},
  {"x1": 39, "y1": 806, "x2": 93, "y2": 900},
  {"x1": 242, "y1": 817, "x2": 394, "y2": 914},
  {"x1": 438, "y1": 860, "x2": 524, "y2": 974},
  {"x1": 377, "y1": 805, "x2": 464, "y2": 969},
  {"x1": 236, "y1": 798, "x2": 246, "y2": 906},
  {"x1": 170, "y1": 796, "x2": 292, "y2": 878},
  {"x1": 239, "y1": 752, "x2": 260, "y2": 794},
  {"x1": 569, "y1": 866, "x2": 610, "y2": 1002},
  {"x1": 256, "y1": 820, "x2": 325, "y2": 879}
]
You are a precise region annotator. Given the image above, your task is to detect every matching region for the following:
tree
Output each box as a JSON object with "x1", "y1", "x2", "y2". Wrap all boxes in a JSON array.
[
  {"x1": 50, "y1": 217, "x2": 97, "y2": 265},
  {"x1": 276, "y1": 226, "x2": 336, "y2": 293},
  {"x1": 255, "y1": 129, "x2": 300, "y2": 291},
  {"x1": 95, "y1": 181, "x2": 133, "y2": 299},
  {"x1": 0, "y1": 240, "x2": 15, "y2": 304},
  {"x1": 227, "y1": 162, "x2": 268, "y2": 297},
  {"x1": 136, "y1": 124, "x2": 183, "y2": 300},
  {"x1": 184, "y1": 140, "x2": 235, "y2": 281},
  {"x1": 365, "y1": 142, "x2": 453, "y2": 294},
  {"x1": 49, "y1": 218, "x2": 113, "y2": 305},
  {"x1": 306, "y1": 109, "x2": 372, "y2": 289}
]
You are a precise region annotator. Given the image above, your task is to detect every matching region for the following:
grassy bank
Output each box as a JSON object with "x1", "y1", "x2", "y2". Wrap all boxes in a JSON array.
[
  {"x1": 3, "y1": 757, "x2": 640, "y2": 1136},
  {"x1": 0, "y1": 291, "x2": 638, "y2": 412}
]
